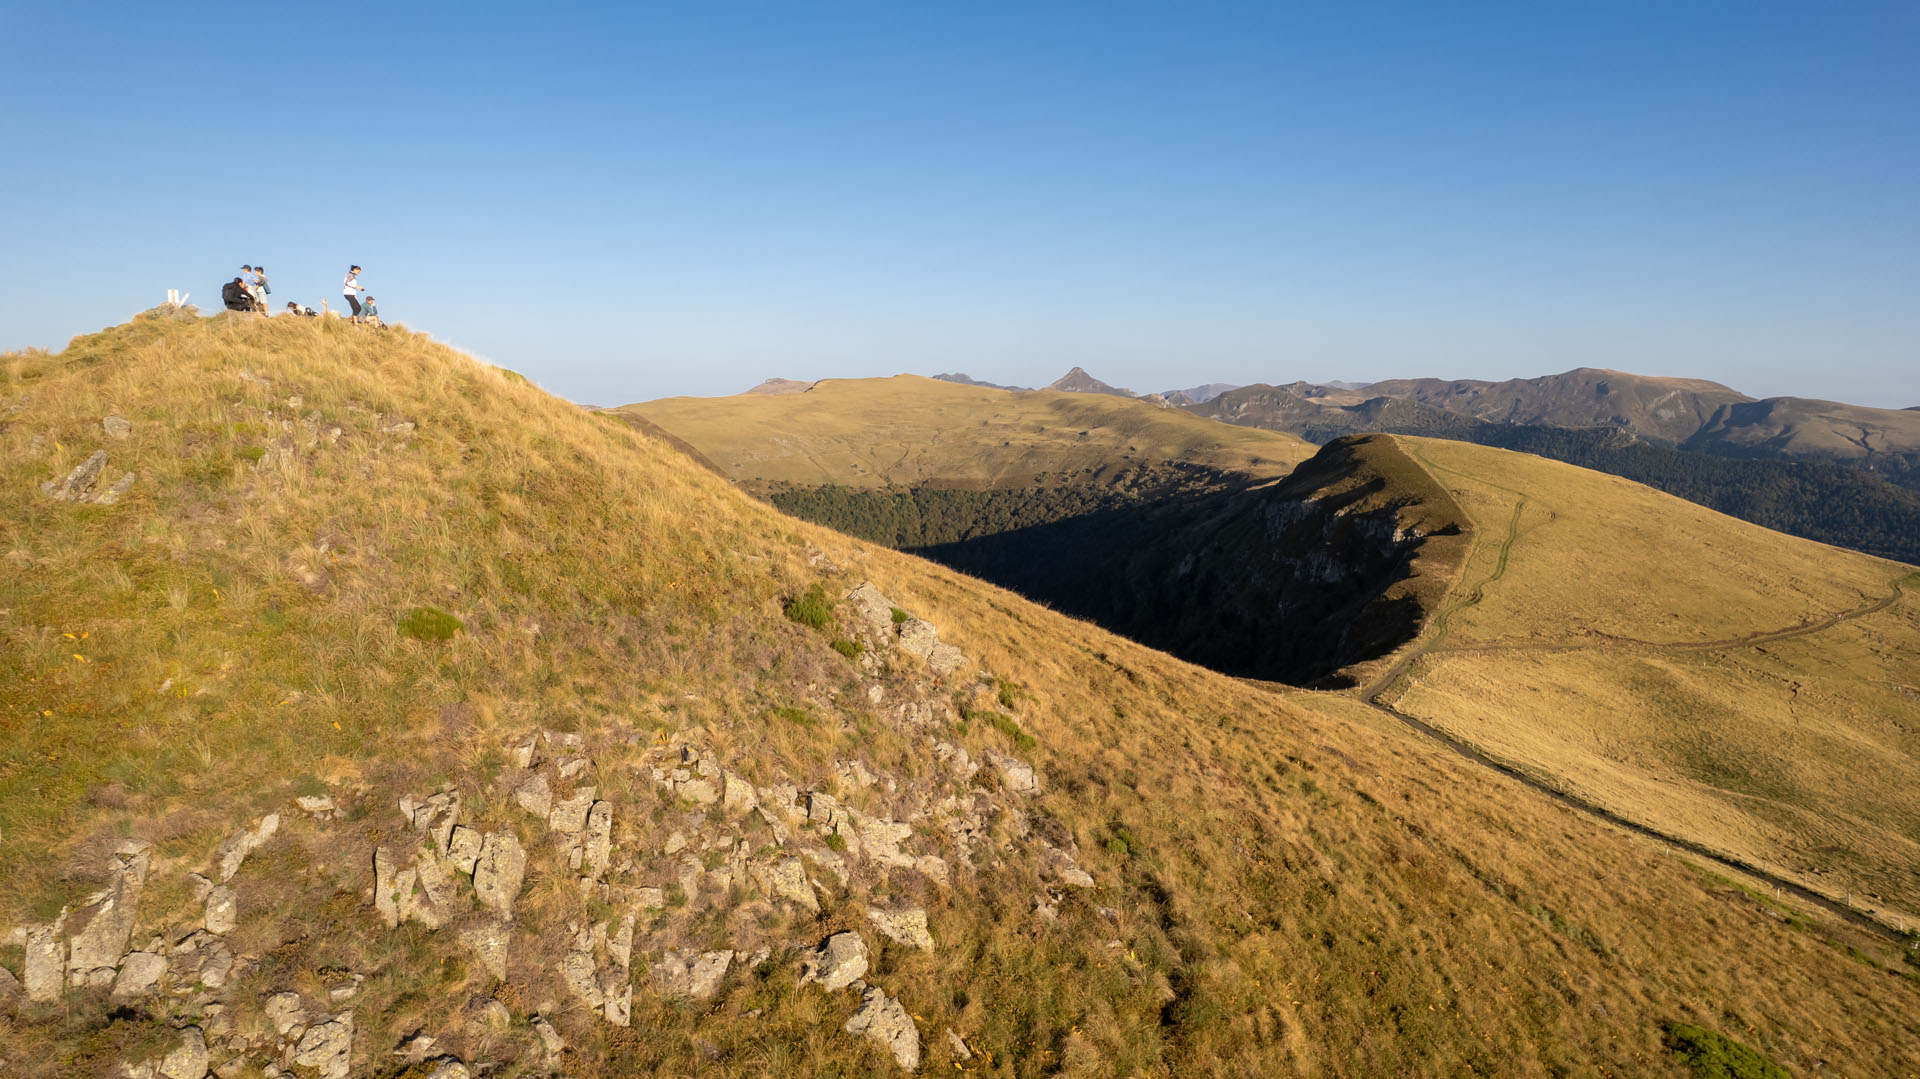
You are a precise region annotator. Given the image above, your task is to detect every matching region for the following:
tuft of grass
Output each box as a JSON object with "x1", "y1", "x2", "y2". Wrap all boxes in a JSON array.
[
  {"x1": 398, "y1": 605, "x2": 464, "y2": 641},
  {"x1": 783, "y1": 585, "x2": 834, "y2": 629},
  {"x1": 1661, "y1": 1021, "x2": 1791, "y2": 1079},
  {"x1": 890, "y1": 606, "x2": 910, "y2": 625},
  {"x1": 823, "y1": 832, "x2": 847, "y2": 852},
  {"x1": 829, "y1": 638, "x2": 863, "y2": 658}
]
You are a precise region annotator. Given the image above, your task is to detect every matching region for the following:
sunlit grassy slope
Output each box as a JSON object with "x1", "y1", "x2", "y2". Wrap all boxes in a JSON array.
[
  {"x1": 1376, "y1": 436, "x2": 1920, "y2": 922},
  {"x1": 3, "y1": 312, "x2": 1918, "y2": 1076},
  {"x1": 620, "y1": 375, "x2": 1317, "y2": 489}
]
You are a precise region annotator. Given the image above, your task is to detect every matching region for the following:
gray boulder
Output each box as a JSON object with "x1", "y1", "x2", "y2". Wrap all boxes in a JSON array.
[
  {"x1": 292, "y1": 1014, "x2": 353, "y2": 1079},
  {"x1": 867, "y1": 907, "x2": 935, "y2": 952},
  {"x1": 845, "y1": 986, "x2": 921, "y2": 1070},
  {"x1": 213, "y1": 814, "x2": 279, "y2": 882},
  {"x1": 102, "y1": 416, "x2": 133, "y2": 440},
  {"x1": 24, "y1": 928, "x2": 64, "y2": 1001},
  {"x1": 846, "y1": 582, "x2": 897, "y2": 634},
  {"x1": 653, "y1": 949, "x2": 732, "y2": 999},
  {"x1": 204, "y1": 886, "x2": 237, "y2": 934},
  {"x1": 473, "y1": 832, "x2": 526, "y2": 917},
  {"x1": 111, "y1": 951, "x2": 167, "y2": 999},
  {"x1": 68, "y1": 840, "x2": 151, "y2": 987},
  {"x1": 41, "y1": 450, "x2": 107, "y2": 501},
  {"x1": 896, "y1": 619, "x2": 938, "y2": 659},
  {"x1": 158, "y1": 1026, "x2": 208, "y2": 1079},
  {"x1": 800, "y1": 931, "x2": 869, "y2": 992}
]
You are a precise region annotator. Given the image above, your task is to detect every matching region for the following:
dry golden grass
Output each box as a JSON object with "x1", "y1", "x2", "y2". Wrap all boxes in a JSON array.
[
  {"x1": 620, "y1": 374, "x2": 1317, "y2": 489},
  {"x1": 2, "y1": 313, "x2": 1918, "y2": 1077},
  {"x1": 1374, "y1": 435, "x2": 1920, "y2": 925}
]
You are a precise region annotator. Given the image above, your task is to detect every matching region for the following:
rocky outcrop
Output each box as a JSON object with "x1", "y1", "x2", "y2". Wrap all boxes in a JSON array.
[
  {"x1": 846, "y1": 986, "x2": 921, "y2": 1070},
  {"x1": 654, "y1": 949, "x2": 732, "y2": 1000},
  {"x1": 473, "y1": 832, "x2": 527, "y2": 917},
  {"x1": 157, "y1": 1026, "x2": 207, "y2": 1079},
  {"x1": 213, "y1": 814, "x2": 279, "y2": 882},
  {"x1": 68, "y1": 840, "x2": 151, "y2": 988},
  {"x1": 291, "y1": 1012, "x2": 354, "y2": 1079},
  {"x1": 867, "y1": 908, "x2": 934, "y2": 952},
  {"x1": 843, "y1": 582, "x2": 970, "y2": 678},
  {"x1": 799, "y1": 931, "x2": 869, "y2": 992}
]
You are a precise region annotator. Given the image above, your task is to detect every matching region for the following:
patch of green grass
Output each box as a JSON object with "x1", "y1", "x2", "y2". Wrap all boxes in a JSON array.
[
  {"x1": 890, "y1": 606, "x2": 909, "y2": 625},
  {"x1": 830, "y1": 638, "x2": 863, "y2": 658},
  {"x1": 398, "y1": 605, "x2": 464, "y2": 641},
  {"x1": 784, "y1": 585, "x2": 834, "y2": 629},
  {"x1": 771, "y1": 706, "x2": 816, "y2": 727},
  {"x1": 824, "y1": 832, "x2": 847, "y2": 852},
  {"x1": 961, "y1": 705, "x2": 1037, "y2": 752},
  {"x1": 1661, "y1": 1021, "x2": 1790, "y2": 1079}
]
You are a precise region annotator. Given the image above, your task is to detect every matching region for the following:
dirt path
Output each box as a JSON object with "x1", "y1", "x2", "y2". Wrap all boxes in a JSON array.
[{"x1": 1350, "y1": 439, "x2": 1912, "y2": 940}]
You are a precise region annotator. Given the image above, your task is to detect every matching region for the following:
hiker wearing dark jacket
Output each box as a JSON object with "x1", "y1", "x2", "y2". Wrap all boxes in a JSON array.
[{"x1": 222, "y1": 277, "x2": 255, "y2": 312}]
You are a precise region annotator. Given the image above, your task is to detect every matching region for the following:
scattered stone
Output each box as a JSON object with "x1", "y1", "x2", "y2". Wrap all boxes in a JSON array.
[
  {"x1": 214, "y1": 814, "x2": 280, "y2": 882},
  {"x1": 167, "y1": 931, "x2": 235, "y2": 990},
  {"x1": 474, "y1": 997, "x2": 512, "y2": 1030},
  {"x1": 633, "y1": 886, "x2": 666, "y2": 910},
  {"x1": 205, "y1": 886, "x2": 237, "y2": 934},
  {"x1": 767, "y1": 857, "x2": 819, "y2": 913},
  {"x1": 110, "y1": 950, "x2": 167, "y2": 999},
  {"x1": 896, "y1": 619, "x2": 937, "y2": 658},
  {"x1": 932, "y1": 741, "x2": 978, "y2": 781},
  {"x1": 548, "y1": 788, "x2": 596, "y2": 834},
  {"x1": 834, "y1": 759, "x2": 877, "y2": 793},
  {"x1": 103, "y1": 416, "x2": 133, "y2": 440},
  {"x1": 583, "y1": 801, "x2": 613, "y2": 879},
  {"x1": 850, "y1": 814, "x2": 915, "y2": 868},
  {"x1": 867, "y1": 908, "x2": 935, "y2": 952},
  {"x1": 372, "y1": 847, "x2": 413, "y2": 929},
  {"x1": 41, "y1": 449, "x2": 107, "y2": 501},
  {"x1": 946, "y1": 1029, "x2": 972, "y2": 1061},
  {"x1": 676, "y1": 776, "x2": 720, "y2": 804},
  {"x1": 408, "y1": 791, "x2": 462, "y2": 854},
  {"x1": 1042, "y1": 845, "x2": 1095, "y2": 888},
  {"x1": 846, "y1": 582, "x2": 897, "y2": 633},
  {"x1": 185, "y1": 874, "x2": 215, "y2": 902},
  {"x1": 723, "y1": 773, "x2": 758, "y2": 816},
  {"x1": 512, "y1": 775, "x2": 552, "y2": 820},
  {"x1": 421, "y1": 1058, "x2": 470, "y2": 1079},
  {"x1": 460, "y1": 920, "x2": 511, "y2": 981},
  {"x1": 265, "y1": 991, "x2": 307, "y2": 1035},
  {"x1": 0, "y1": 962, "x2": 22, "y2": 1005},
  {"x1": 22, "y1": 926, "x2": 61, "y2": 1001},
  {"x1": 447, "y1": 826, "x2": 482, "y2": 875},
  {"x1": 295, "y1": 795, "x2": 337, "y2": 817},
  {"x1": 986, "y1": 751, "x2": 1040, "y2": 795},
  {"x1": 928, "y1": 643, "x2": 967, "y2": 677},
  {"x1": 663, "y1": 830, "x2": 688, "y2": 856},
  {"x1": 653, "y1": 949, "x2": 732, "y2": 999},
  {"x1": 473, "y1": 832, "x2": 527, "y2": 917},
  {"x1": 159, "y1": 1026, "x2": 208, "y2": 1079},
  {"x1": 800, "y1": 932, "x2": 869, "y2": 992},
  {"x1": 291, "y1": 1014, "x2": 353, "y2": 1079},
  {"x1": 69, "y1": 840, "x2": 152, "y2": 987},
  {"x1": 531, "y1": 1016, "x2": 564, "y2": 1059},
  {"x1": 845, "y1": 986, "x2": 921, "y2": 1070},
  {"x1": 508, "y1": 735, "x2": 540, "y2": 770}
]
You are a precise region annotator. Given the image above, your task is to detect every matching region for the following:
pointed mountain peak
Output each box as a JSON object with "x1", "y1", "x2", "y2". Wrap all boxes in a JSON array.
[{"x1": 1046, "y1": 367, "x2": 1135, "y2": 397}]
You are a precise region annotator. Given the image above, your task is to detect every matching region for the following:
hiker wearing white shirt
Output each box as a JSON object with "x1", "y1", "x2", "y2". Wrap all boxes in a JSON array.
[{"x1": 342, "y1": 265, "x2": 365, "y2": 319}]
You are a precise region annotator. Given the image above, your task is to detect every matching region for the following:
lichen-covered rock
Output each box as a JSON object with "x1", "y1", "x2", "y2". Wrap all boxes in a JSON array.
[
  {"x1": 846, "y1": 986, "x2": 921, "y2": 1070},
  {"x1": 846, "y1": 582, "x2": 898, "y2": 634},
  {"x1": 447, "y1": 825, "x2": 482, "y2": 875},
  {"x1": 473, "y1": 832, "x2": 527, "y2": 917},
  {"x1": 583, "y1": 801, "x2": 613, "y2": 879},
  {"x1": 291, "y1": 1013, "x2": 353, "y2": 1079},
  {"x1": 654, "y1": 949, "x2": 733, "y2": 999},
  {"x1": 213, "y1": 814, "x2": 279, "y2": 882},
  {"x1": 896, "y1": 619, "x2": 938, "y2": 658},
  {"x1": 68, "y1": 840, "x2": 151, "y2": 986},
  {"x1": 422, "y1": 1059, "x2": 470, "y2": 1079},
  {"x1": 158, "y1": 1026, "x2": 208, "y2": 1079},
  {"x1": 800, "y1": 931, "x2": 869, "y2": 992},
  {"x1": 167, "y1": 931, "x2": 235, "y2": 990},
  {"x1": 112, "y1": 951, "x2": 167, "y2": 999},
  {"x1": 41, "y1": 449, "x2": 108, "y2": 501},
  {"x1": 23, "y1": 926, "x2": 63, "y2": 1001},
  {"x1": 767, "y1": 856, "x2": 819, "y2": 913},
  {"x1": 548, "y1": 788, "x2": 596, "y2": 834},
  {"x1": 103, "y1": 415, "x2": 133, "y2": 440},
  {"x1": 986, "y1": 751, "x2": 1040, "y2": 795},
  {"x1": 928, "y1": 643, "x2": 967, "y2": 677},
  {"x1": 204, "y1": 886, "x2": 237, "y2": 934},
  {"x1": 512, "y1": 774, "x2": 552, "y2": 820},
  {"x1": 722, "y1": 773, "x2": 758, "y2": 816},
  {"x1": 460, "y1": 920, "x2": 511, "y2": 981},
  {"x1": 265, "y1": 991, "x2": 307, "y2": 1035},
  {"x1": 867, "y1": 908, "x2": 935, "y2": 952}
]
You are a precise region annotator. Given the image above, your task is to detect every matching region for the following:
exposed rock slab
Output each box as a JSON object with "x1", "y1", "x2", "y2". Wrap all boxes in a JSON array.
[
  {"x1": 867, "y1": 907, "x2": 935, "y2": 952},
  {"x1": 846, "y1": 986, "x2": 921, "y2": 1070},
  {"x1": 800, "y1": 931, "x2": 869, "y2": 992}
]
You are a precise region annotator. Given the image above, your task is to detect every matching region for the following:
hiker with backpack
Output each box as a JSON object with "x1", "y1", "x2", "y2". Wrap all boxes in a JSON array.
[
  {"x1": 342, "y1": 265, "x2": 366, "y2": 319},
  {"x1": 221, "y1": 277, "x2": 257, "y2": 312}
]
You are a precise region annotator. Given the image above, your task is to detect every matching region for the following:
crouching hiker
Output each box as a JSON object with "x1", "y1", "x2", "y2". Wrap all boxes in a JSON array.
[
  {"x1": 284, "y1": 302, "x2": 318, "y2": 317},
  {"x1": 222, "y1": 276, "x2": 256, "y2": 312},
  {"x1": 360, "y1": 296, "x2": 382, "y2": 328}
]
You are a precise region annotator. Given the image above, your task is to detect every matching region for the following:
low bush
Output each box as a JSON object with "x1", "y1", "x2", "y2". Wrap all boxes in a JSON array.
[
  {"x1": 1661, "y1": 1021, "x2": 1790, "y2": 1079},
  {"x1": 398, "y1": 605, "x2": 463, "y2": 641},
  {"x1": 784, "y1": 585, "x2": 834, "y2": 629}
]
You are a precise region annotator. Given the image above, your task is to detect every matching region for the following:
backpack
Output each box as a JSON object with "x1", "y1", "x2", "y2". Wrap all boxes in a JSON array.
[{"x1": 260, "y1": 276, "x2": 271, "y2": 295}]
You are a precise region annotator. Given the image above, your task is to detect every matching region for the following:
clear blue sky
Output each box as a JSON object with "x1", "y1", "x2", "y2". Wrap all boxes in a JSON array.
[{"x1": 3, "y1": 2, "x2": 1915, "y2": 406}]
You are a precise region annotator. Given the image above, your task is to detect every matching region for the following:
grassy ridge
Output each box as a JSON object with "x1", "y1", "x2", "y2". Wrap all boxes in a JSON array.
[{"x1": 2, "y1": 314, "x2": 1917, "y2": 1075}]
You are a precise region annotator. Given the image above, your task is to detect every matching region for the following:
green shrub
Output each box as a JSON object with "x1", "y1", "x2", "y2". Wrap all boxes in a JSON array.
[
  {"x1": 824, "y1": 833, "x2": 847, "y2": 852},
  {"x1": 1661, "y1": 1021, "x2": 1791, "y2": 1079},
  {"x1": 772, "y1": 705, "x2": 816, "y2": 727},
  {"x1": 890, "y1": 606, "x2": 910, "y2": 624},
  {"x1": 830, "y1": 638, "x2": 864, "y2": 658},
  {"x1": 961, "y1": 705, "x2": 1038, "y2": 752},
  {"x1": 996, "y1": 680, "x2": 1032, "y2": 710},
  {"x1": 398, "y1": 605, "x2": 463, "y2": 641},
  {"x1": 784, "y1": 585, "x2": 834, "y2": 629},
  {"x1": 1105, "y1": 822, "x2": 1138, "y2": 858}
]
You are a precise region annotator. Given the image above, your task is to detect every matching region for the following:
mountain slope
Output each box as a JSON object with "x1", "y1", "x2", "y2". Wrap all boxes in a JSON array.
[
  {"x1": 621, "y1": 374, "x2": 1315, "y2": 490},
  {"x1": 2, "y1": 312, "x2": 1917, "y2": 1077},
  {"x1": 1366, "y1": 436, "x2": 1920, "y2": 922}
]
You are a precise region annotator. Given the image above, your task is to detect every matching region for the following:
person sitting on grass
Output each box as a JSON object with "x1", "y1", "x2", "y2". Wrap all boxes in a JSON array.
[
  {"x1": 360, "y1": 296, "x2": 381, "y2": 327},
  {"x1": 221, "y1": 276, "x2": 256, "y2": 312},
  {"x1": 284, "y1": 301, "x2": 317, "y2": 317}
]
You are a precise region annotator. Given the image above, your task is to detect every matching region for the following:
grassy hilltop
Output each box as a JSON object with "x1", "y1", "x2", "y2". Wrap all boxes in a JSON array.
[{"x1": 3, "y1": 311, "x2": 1919, "y2": 1077}]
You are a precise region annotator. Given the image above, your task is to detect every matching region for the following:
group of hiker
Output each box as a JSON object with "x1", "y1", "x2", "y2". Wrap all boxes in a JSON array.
[{"x1": 221, "y1": 264, "x2": 381, "y2": 326}]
